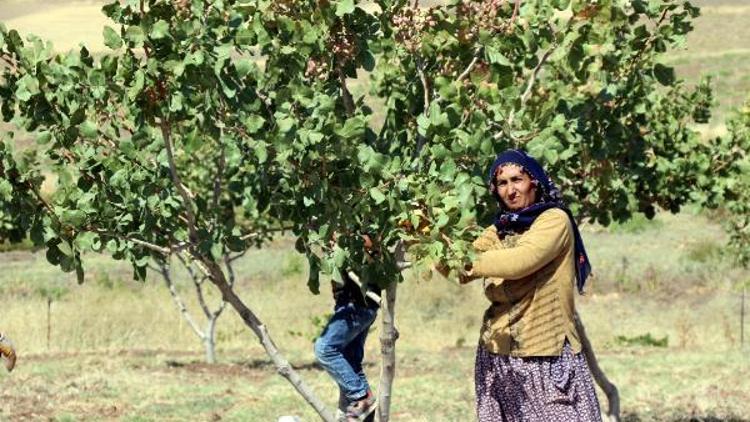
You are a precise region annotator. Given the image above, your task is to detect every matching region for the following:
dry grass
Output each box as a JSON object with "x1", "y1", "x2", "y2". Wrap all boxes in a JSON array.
[
  {"x1": 1, "y1": 213, "x2": 749, "y2": 420},
  {"x1": 0, "y1": 1, "x2": 111, "y2": 53}
]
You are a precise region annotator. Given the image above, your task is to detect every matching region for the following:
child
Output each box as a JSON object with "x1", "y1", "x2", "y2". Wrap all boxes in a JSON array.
[{"x1": 314, "y1": 271, "x2": 379, "y2": 422}]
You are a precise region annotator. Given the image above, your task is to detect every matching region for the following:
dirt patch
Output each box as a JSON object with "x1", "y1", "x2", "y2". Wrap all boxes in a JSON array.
[
  {"x1": 164, "y1": 360, "x2": 267, "y2": 378},
  {"x1": 159, "y1": 357, "x2": 329, "y2": 379}
]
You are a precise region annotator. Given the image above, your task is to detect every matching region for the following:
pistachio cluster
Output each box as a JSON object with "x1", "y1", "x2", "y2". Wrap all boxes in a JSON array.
[
  {"x1": 173, "y1": 0, "x2": 190, "y2": 18},
  {"x1": 457, "y1": 0, "x2": 512, "y2": 43},
  {"x1": 328, "y1": 22, "x2": 358, "y2": 65},
  {"x1": 305, "y1": 56, "x2": 330, "y2": 81},
  {"x1": 391, "y1": 7, "x2": 438, "y2": 53}
]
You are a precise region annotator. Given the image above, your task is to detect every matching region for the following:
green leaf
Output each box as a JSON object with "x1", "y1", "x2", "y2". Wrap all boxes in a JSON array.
[
  {"x1": 74, "y1": 232, "x2": 98, "y2": 251},
  {"x1": 235, "y1": 28, "x2": 254, "y2": 45},
  {"x1": 0, "y1": 179, "x2": 12, "y2": 200},
  {"x1": 254, "y1": 142, "x2": 268, "y2": 163},
  {"x1": 125, "y1": 25, "x2": 146, "y2": 46},
  {"x1": 75, "y1": 259, "x2": 85, "y2": 284},
  {"x1": 79, "y1": 120, "x2": 98, "y2": 139},
  {"x1": 543, "y1": 148, "x2": 559, "y2": 165},
  {"x1": 653, "y1": 63, "x2": 675, "y2": 86},
  {"x1": 307, "y1": 255, "x2": 321, "y2": 294},
  {"x1": 369, "y1": 187, "x2": 386, "y2": 204},
  {"x1": 36, "y1": 131, "x2": 53, "y2": 145},
  {"x1": 169, "y1": 93, "x2": 183, "y2": 112},
  {"x1": 486, "y1": 46, "x2": 512, "y2": 66},
  {"x1": 417, "y1": 114, "x2": 431, "y2": 136},
  {"x1": 244, "y1": 115, "x2": 265, "y2": 133},
  {"x1": 150, "y1": 20, "x2": 170, "y2": 40},
  {"x1": 361, "y1": 50, "x2": 375, "y2": 72},
  {"x1": 15, "y1": 75, "x2": 39, "y2": 102},
  {"x1": 235, "y1": 58, "x2": 253, "y2": 78},
  {"x1": 103, "y1": 26, "x2": 123, "y2": 49},
  {"x1": 335, "y1": 0, "x2": 355, "y2": 16}
]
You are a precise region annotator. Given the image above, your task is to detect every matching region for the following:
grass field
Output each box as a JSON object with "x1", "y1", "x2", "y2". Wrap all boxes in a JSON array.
[
  {"x1": 1, "y1": 213, "x2": 749, "y2": 420},
  {"x1": 1, "y1": 1, "x2": 750, "y2": 421}
]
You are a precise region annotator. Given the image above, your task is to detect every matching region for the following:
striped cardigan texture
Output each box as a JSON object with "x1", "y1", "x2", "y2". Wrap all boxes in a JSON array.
[{"x1": 471, "y1": 208, "x2": 582, "y2": 357}]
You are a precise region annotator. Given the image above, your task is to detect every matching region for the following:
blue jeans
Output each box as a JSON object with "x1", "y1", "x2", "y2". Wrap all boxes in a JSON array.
[{"x1": 314, "y1": 301, "x2": 378, "y2": 401}]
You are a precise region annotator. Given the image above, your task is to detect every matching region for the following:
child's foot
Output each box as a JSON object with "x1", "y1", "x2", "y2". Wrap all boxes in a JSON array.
[{"x1": 345, "y1": 390, "x2": 376, "y2": 422}]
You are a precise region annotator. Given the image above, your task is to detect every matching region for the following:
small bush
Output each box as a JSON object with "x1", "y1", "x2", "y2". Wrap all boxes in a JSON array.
[
  {"x1": 0, "y1": 239, "x2": 36, "y2": 252},
  {"x1": 685, "y1": 241, "x2": 723, "y2": 263},
  {"x1": 281, "y1": 254, "x2": 304, "y2": 277},
  {"x1": 608, "y1": 213, "x2": 664, "y2": 234},
  {"x1": 615, "y1": 333, "x2": 669, "y2": 348},
  {"x1": 289, "y1": 313, "x2": 333, "y2": 343}
]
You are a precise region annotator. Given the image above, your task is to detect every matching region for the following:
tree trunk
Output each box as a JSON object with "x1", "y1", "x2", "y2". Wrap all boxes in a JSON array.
[
  {"x1": 204, "y1": 316, "x2": 218, "y2": 364},
  {"x1": 376, "y1": 281, "x2": 398, "y2": 422},
  {"x1": 46, "y1": 298, "x2": 51, "y2": 351},
  {"x1": 159, "y1": 262, "x2": 218, "y2": 363},
  {"x1": 741, "y1": 286, "x2": 746, "y2": 347},
  {"x1": 575, "y1": 312, "x2": 620, "y2": 422},
  {"x1": 199, "y1": 257, "x2": 335, "y2": 422}
]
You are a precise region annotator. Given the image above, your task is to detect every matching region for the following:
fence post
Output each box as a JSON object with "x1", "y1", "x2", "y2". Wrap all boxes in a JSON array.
[{"x1": 742, "y1": 287, "x2": 746, "y2": 348}]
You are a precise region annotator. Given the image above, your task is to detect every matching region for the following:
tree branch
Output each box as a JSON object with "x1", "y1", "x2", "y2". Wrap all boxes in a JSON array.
[
  {"x1": 346, "y1": 270, "x2": 382, "y2": 305},
  {"x1": 502, "y1": 43, "x2": 556, "y2": 135},
  {"x1": 177, "y1": 253, "x2": 213, "y2": 319},
  {"x1": 510, "y1": 0, "x2": 521, "y2": 27},
  {"x1": 227, "y1": 249, "x2": 248, "y2": 264},
  {"x1": 211, "y1": 142, "x2": 226, "y2": 224},
  {"x1": 198, "y1": 257, "x2": 336, "y2": 421},
  {"x1": 158, "y1": 261, "x2": 205, "y2": 340},
  {"x1": 338, "y1": 67, "x2": 355, "y2": 117},
  {"x1": 414, "y1": 57, "x2": 431, "y2": 161},
  {"x1": 456, "y1": 47, "x2": 484, "y2": 84},
  {"x1": 575, "y1": 312, "x2": 620, "y2": 421},
  {"x1": 416, "y1": 58, "x2": 431, "y2": 111},
  {"x1": 160, "y1": 118, "x2": 200, "y2": 244},
  {"x1": 611, "y1": 7, "x2": 671, "y2": 110},
  {"x1": 0, "y1": 52, "x2": 19, "y2": 73},
  {"x1": 87, "y1": 228, "x2": 188, "y2": 256}
]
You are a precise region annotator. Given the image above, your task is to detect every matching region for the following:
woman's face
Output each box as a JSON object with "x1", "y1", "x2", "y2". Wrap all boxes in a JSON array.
[{"x1": 495, "y1": 164, "x2": 537, "y2": 211}]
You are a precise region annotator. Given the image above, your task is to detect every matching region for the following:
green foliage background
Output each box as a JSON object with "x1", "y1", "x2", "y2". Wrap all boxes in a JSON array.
[{"x1": 2, "y1": 0, "x2": 741, "y2": 294}]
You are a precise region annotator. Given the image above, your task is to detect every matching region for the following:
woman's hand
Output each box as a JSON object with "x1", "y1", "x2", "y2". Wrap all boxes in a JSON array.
[
  {"x1": 459, "y1": 264, "x2": 479, "y2": 284},
  {"x1": 433, "y1": 262, "x2": 450, "y2": 278}
]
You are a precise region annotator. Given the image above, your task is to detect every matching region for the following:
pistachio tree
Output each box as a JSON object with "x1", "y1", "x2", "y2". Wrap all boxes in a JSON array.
[
  {"x1": 0, "y1": 0, "x2": 723, "y2": 421},
  {"x1": 714, "y1": 99, "x2": 750, "y2": 265},
  {"x1": 0, "y1": 1, "x2": 337, "y2": 419}
]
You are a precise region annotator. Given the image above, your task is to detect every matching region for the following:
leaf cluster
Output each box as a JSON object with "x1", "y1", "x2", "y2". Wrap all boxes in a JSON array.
[{"x1": 0, "y1": 0, "x2": 728, "y2": 291}]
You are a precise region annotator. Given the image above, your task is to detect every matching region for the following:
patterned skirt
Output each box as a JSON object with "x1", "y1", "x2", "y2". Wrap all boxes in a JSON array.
[{"x1": 474, "y1": 342, "x2": 602, "y2": 422}]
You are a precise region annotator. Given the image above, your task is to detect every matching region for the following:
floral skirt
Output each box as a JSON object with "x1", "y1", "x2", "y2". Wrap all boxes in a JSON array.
[{"x1": 474, "y1": 342, "x2": 602, "y2": 422}]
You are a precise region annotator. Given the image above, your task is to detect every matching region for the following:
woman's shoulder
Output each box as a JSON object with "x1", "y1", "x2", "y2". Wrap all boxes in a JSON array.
[
  {"x1": 535, "y1": 207, "x2": 570, "y2": 224},
  {"x1": 532, "y1": 207, "x2": 571, "y2": 234}
]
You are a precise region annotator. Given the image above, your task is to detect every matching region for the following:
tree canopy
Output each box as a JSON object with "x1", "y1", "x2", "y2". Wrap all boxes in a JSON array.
[
  {"x1": 0, "y1": 0, "x2": 720, "y2": 286},
  {"x1": 1, "y1": 1, "x2": 741, "y2": 419}
]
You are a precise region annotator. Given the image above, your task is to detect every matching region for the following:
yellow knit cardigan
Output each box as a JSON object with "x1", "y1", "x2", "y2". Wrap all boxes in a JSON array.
[{"x1": 471, "y1": 208, "x2": 582, "y2": 357}]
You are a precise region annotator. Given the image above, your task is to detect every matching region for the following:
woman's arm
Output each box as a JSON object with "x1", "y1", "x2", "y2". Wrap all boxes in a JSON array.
[
  {"x1": 472, "y1": 226, "x2": 500, "y2": 253},
  {"x1": 457, "y1": 226, "x2": 501, "y2": 284},
  {"x1": 467, "y1": 209, "x2": 571, "y2": 280}
]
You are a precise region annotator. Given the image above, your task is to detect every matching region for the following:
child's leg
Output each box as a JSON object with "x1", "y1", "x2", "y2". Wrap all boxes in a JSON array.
[
  {"x1": 314, "y1": 303, "x2": 377, "y2": 401},
  {"x1": 342, "y1": 323, "x2": 372, "y2": 393}
]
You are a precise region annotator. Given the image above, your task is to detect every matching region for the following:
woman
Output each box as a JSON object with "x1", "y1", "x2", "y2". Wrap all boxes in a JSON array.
[{"x1": 460, "y1": 150, "x2": 601, "y2": 421}]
